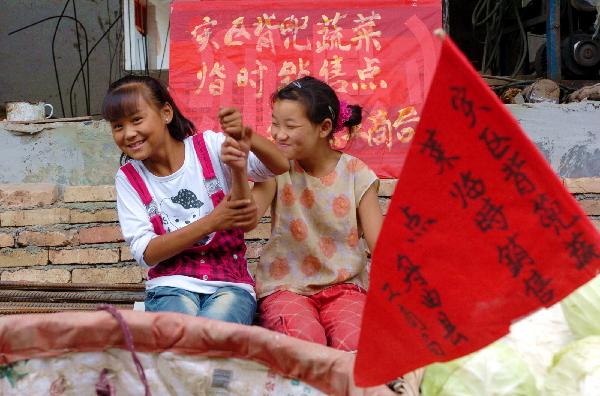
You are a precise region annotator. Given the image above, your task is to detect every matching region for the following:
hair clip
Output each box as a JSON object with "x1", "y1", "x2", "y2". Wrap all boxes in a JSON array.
[
  {"x1": 292, "y1": 81, "x2": 302, "y2": 89},
  {"x1": 328, "y1": 105, "x2": 335, "y2": 120}
]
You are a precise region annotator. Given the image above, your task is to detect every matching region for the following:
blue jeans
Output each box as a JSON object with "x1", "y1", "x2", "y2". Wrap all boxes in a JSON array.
[{"x1": 144, "y1": 286, "x2": 256, "y2": 325}]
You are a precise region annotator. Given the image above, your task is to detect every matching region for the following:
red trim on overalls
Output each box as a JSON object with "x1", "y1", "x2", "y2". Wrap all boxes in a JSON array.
[
  {"x1": 120, "y1": 133, "x2": 253, "y2": 286},
  {"x1": 121, "y1": 163, "x2": 166, "y2": 235}
]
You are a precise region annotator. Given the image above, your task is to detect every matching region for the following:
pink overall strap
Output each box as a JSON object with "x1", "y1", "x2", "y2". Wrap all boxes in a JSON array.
[
  {"x1": 192, "y1": 133, "x2": 225, "y2": 205},
  {"x1": 120, "y1": 163, "x2": 166, "y2": 235},
  {"x1": 121, "y1": 163, "x2": 152, "y2": 205}
]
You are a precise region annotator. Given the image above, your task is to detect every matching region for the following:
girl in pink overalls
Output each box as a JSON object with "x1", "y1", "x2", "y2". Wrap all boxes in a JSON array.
[{"x1": 102, "y1": 75, "x2": 288, "y2": 324}]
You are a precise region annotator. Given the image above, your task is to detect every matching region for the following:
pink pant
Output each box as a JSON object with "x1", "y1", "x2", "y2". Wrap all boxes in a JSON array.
[{"x1": 258, "y1": 283, "x2": 366, "y2": 351}]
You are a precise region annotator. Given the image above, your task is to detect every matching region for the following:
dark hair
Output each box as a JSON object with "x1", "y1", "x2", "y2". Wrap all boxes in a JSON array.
[
  {"x1": 271, "y1": 76, "x2": 362, "y2": 139},
  {"x1": 102, "y1": 75, "x2": 196, "y2": 142}
]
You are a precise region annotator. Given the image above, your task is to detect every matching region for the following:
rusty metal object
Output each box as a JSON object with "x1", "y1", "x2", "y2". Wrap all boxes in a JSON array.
[
  {"x1": 0, "y1": 302, "x2": 133, "y2": 315},
  {"x1": 0, "y1": 281, "x2": 144, "y2": 291},
  {"x1": 0, "y1": 282, "x2": 144, "y2": 315},
  {"x1": 500, "y1": 87, "x2": 525, "y2": 104},
  {"x1": 0, "y1": 290, "x2": 143, "y2": 304}
]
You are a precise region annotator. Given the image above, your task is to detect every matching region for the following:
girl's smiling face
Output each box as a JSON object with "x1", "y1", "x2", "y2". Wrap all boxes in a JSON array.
[
  {"x1": 109, "y1": 93, "x2": 172, "y2": 162},
  {"x1": 271, "y1": 99, "x2": 331, "y2": 160}
]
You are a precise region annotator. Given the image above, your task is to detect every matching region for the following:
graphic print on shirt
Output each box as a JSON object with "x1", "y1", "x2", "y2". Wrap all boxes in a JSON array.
[{"x1": 159, "y1": 189, "x2": 210, "y2": 245}]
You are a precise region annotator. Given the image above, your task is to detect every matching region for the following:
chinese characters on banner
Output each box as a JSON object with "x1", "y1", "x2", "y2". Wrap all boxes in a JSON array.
[
  {"x1": 354, "y1": 34, "x2": 600, "y2": 386},
  {"x1": 169, "y1": 0, "x2": 441, "y2": 178}
]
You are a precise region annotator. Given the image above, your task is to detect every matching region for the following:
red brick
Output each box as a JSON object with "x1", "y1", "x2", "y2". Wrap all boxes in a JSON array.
[
  {"x1": 120, "y1": 245, "x2": 134, "y2": 261},
  {"x1": 1, "y1": 268, "x2": 70, "y2": 283},
  {"x1": 564, "y1": 178, "x2": 600, "y2": 194},
  {"x1": 379, "y1": 198, "x2": 391, "y2": 215},
  {"x1": 378, "y1": 179, "x2": 398, "y2": 197},
  {"x1": 0, "y1": 248, "x2": 48, "y2": 267},
  {"x1": 246, "y1": 259, "x2": 258, "y2": 275},
  {"x1": 0, "y1": 233, "x2": 14, "y2": 248},
  {"x1": 63, "y1": 185, "x2": 116, "y2": 203},
  {"x1": 78, "y1": 226, "x2": 123, "y2": 244},
  {"x1": 578, "y1": 200, "x2": 600, "y2": 216},
  {"x1": 246, "y1": 222, "x2": 271, "y2": 239},
  {"x1": 245, "y1": 241, "x2": 264, "y2": 259},
  {"x1": 17, "y1": 230, "x2": 78, "y2": 247},
  {"x1": 49, "y1": 248, "x2": 119, "y2": 264},
  {"x1": 0, "y1": 183, "x2": 58, "y2": 208},
  {"x1": 72, "y1": 266, "x2": 143, "y2": 284},
  {"x1": 1, "y1": 208, "x2": 70, "y2": 227},
  {"x1": 69, "y1": 209, "x2": 118, "y2": 224}
]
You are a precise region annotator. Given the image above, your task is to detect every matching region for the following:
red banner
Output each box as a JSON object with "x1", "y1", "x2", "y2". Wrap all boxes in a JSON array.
[
  {"x1": 169, "y1": 0, "x2": 441, "y2": 178},
  {"x1": 355, "y1": 34, "x2": 600, "y2": 386}
]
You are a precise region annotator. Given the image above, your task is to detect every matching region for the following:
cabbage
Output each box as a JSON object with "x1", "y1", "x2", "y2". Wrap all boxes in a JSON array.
[
  {"x1": 504, "y1": 304, "x2": 574, "y2": 390},
  {"x1": 420, "y1": 275, "x2": 600, "y2": 395},
  {"x1": 421, "y1": 342, "x2": 538, "y2": 396},
  {"x1": 542, "y1": 336, "x2": 600, "y2": 396},
  {"x1": 561, "y1": 275, "x2": 600, "y2": 339}
]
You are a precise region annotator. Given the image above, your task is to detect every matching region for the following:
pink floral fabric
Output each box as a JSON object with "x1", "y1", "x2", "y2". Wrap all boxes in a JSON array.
[
  {"x1": 258, "y1": 284, "x2": 367, "y2": 351},
  {"x1": 256, "y1": 153, "x2": 378, "y2": 298}
]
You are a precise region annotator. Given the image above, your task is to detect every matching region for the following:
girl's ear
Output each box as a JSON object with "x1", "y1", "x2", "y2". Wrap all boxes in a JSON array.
[
  {"x1": 319, "y1": 118, "x2": 333, "y2": 138},
  {"x1": 161, "y1": 103, "x2": 174, "y2": 124}
]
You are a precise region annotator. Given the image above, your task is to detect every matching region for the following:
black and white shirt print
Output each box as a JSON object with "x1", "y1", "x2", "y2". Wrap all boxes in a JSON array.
[{"x1": 159, "y1": 189, "x2": 210, "y2": 245}]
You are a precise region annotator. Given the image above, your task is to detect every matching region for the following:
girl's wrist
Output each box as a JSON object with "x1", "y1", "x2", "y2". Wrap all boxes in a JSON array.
[
  {"x1": 196, "y1": 211, "x2": 217, "y2": 234},
  {"x1": 248, "y1": 133, "x2": 256, "y2": 151},
  {"x1": 231, "y1": 163, "x2": 248, "y2": 176}
]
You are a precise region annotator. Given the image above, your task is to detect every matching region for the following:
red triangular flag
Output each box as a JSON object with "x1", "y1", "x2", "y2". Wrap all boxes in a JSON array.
[{"x1": 355, "y1": 32, "x2": 600, "y2": 386}]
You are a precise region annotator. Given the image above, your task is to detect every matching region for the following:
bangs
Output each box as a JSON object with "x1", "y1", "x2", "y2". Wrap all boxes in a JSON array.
[
  {"x1": 271, "y1": 86, "x2": 301, "y2": 104},
  {"x1": 101, "y1": 83, "x2": 147, "y2": 122}
]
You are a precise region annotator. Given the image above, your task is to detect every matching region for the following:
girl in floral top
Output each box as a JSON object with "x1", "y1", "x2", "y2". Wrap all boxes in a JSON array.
[{"x1": 224, "y1": 76, "x2": 384, "y2": 350}]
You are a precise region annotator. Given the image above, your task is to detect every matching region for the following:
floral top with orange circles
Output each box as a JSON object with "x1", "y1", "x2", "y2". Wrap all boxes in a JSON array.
[{"x1": 256, "y1": 153, "x2": 379, "y2": 298}]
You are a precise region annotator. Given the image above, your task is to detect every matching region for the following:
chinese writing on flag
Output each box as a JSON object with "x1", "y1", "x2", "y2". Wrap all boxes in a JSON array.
[
  {"x1": 355, "y1": 33, "x2": 600, "y2": 386},
  {"x1": 169, "y1": 0, "x2": 441, "y2": 178}
]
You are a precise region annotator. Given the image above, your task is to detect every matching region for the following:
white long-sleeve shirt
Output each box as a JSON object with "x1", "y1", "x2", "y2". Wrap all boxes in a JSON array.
[{"x1": 115, "y1": 131, "x2": 273, "y2": 296}]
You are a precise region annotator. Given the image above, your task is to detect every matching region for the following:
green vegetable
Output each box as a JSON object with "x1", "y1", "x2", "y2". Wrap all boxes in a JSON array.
[
  {"x1": 561, "y1": 275, "x2": 600, "y2": 339},
  {"x1": 542, "y1": 336, "x2": 600, "y2": 396},
  {"x1": 421, "y1": 342, "x2": 538, "y2": 396}
]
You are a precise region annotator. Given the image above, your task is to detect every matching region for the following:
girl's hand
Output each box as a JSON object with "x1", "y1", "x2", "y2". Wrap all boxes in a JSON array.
[
  {"x1": 221, "y1": 136, "x2": 248, "y2": 171},
  {"x1": 218, "y1": 107, "x2": 244, "y2": 139},
  {"x1": 209, "y1": 195, "x2": 258, "y2": 231}
]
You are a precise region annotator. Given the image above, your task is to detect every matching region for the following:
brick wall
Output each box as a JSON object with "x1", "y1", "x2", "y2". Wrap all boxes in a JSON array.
[
  {"x1": 0, "y1": 184, "x2": 138, "y2": 284},
  {"x1": 0, "y1": 179, "x2": 598, "y2": 284}
]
